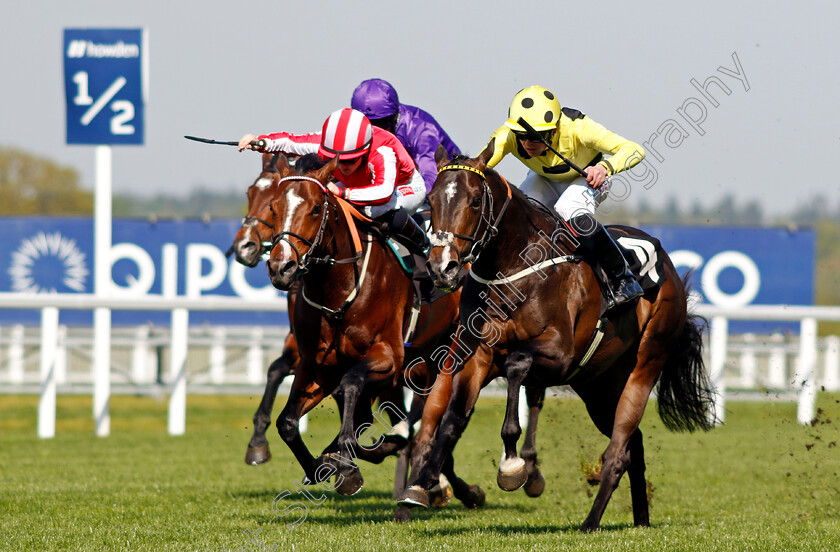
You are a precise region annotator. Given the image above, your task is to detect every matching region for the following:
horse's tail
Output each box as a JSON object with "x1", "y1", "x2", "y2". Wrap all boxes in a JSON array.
[{"x1": 657, "y1": 276, "x2": 715, "y2": 432}]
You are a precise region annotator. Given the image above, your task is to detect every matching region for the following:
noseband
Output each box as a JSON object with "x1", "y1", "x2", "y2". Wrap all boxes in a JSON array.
[{"x1": 432, "y1": 164, "x2": 512, "y2": 264}]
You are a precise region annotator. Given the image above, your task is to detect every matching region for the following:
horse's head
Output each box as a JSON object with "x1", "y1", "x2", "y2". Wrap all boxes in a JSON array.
[
  {"x1": 266, "y1": 156, "x2": 340, "y2": 290},
  {"x1": 427, "y1": 140, "x2": 502, "y2": 291},
  {"x1": 233, "y1": 153, "x2": 295, "y2": 267}
]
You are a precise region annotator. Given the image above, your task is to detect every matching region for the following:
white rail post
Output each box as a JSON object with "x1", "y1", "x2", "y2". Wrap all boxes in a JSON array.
[
  {"x1": 9, "y1": 324, "x2": 24, "y2": 384},
  {"x1": 93, "y1": 307, "x2": 111, "y2": 437},
  {"x1": 739, "y1": 333, "x2": 757, "y2": 388},
  {"x1": 796, "y1": 318, "x2": 818, "y2": 425},
  {"x1": 168, "y1": 308, "x2": 189, "y2": 436},
  {"x1": 132, "y1": 324, "x2": 150, "y2": 385},
  {"x1": 93, "y1": 144, "x2": 113, "y2": 438},
  {"x1": 767, "y1": 333, "x2": 787, "y2": 388},
  {"x1": 247, "y1": 327, "x2": 264, "y2": 385},
  {"x1": 709, "y1": 316, "x2": 728, "y2": 425},
  {"x1": 823, "y1": 335, "x2": 839, "y2": 392},
  {"x1": 55, "y1": 325, "x2": 68, "y2": 385},
  {"x1": 209, "y1": 326, "x2": 226, "y2": 384},
  {"x1": 38, "y1": 307, "x2": 60, "y2": 439}
]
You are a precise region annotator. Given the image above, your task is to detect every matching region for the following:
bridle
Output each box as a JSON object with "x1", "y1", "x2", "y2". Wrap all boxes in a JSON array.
[
  {"x1": 228, "y1": 159, "x2": 283, "y2": 258},
  {"x1": 431, "y1": 163, "x2": 512, "y2": 265},
  {"x1": 269, "y1": 175, "x2": 367, "y2": 321}
]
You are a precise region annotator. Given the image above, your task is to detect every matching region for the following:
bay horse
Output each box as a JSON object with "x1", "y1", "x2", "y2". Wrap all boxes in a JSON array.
[
  {"x1": 262, "y1": 153, "x2": 489, "y2": 514},
  {"x1": 232, "y1": 153, "x2": 423, "y2": 490},
  {"x1": 399, "y1": 142, "x2": 714, "y2": 531}
]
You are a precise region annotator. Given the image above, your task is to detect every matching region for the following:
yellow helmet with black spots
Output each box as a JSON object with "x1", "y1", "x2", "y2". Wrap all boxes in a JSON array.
[{"x1": 505, "y1": 86, "x2": 562, "y2": 132}]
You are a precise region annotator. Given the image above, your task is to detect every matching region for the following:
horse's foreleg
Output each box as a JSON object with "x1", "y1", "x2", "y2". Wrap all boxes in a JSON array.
[
  {"x1": 520, "y1": 385, "x2": 547, "y2": 497},
  {"x1": 399, "y1": 348, "x2": 492, "y2": 509},
  {"x1": 497, "y1": 350, "x2": 534, "y2": 491},
  {"x1": 246, "y1": 334, "x2": 299, "y2": 465},
  {"x1": 393, "y1": 392, "x2": 422, "y2": 500},
  {"x1": 332, "y1": 342, "x2": 396, "y2": 496},
  {"x1": 276, "y1": 366, "x2": 328, "y2": 483}
]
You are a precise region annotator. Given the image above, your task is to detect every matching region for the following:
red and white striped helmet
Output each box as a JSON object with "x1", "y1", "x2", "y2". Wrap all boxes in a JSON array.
[{"x1": 318, "y1": 108, "x2": 373, "y2": 161}]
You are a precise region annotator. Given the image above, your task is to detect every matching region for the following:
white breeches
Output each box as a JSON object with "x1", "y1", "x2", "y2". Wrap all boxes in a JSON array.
[
  {"x1": 363, "y1": 169, "x2": 427, "y2": 218},
  {"x1": 519, "y1": 170, "x2": 606, "y2": 220}
]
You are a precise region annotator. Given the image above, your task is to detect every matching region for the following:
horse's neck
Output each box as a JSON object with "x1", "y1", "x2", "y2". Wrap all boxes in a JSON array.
[{"x1": 475, "y1": 185, "x2": 568, "y2": 277}]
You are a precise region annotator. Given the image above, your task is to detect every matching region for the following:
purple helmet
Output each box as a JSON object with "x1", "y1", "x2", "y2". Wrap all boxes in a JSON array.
[{"x1": 351, "y1": 78, "x2": 399, "y2": 120}]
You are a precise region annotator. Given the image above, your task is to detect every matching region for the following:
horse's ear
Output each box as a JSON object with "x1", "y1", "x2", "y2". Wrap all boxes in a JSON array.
[
  {"x1": 274, "y1": 153, "x2": 294, "y2": 176},
  {"x1": 262, "y1": 153, "x2": 276, "y2": 172},
  {"x1": 311, "y1": 155, "x2": 339, "y2": 185},
  {"x1": 435, "y1": 143, "x2": 450, "y2": 169},
  {"x1": 475, "y1": 138, "x2": 495, "y2": 172}
]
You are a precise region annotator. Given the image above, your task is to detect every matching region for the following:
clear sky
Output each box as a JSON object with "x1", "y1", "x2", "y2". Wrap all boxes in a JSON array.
[{"x1": 2, "y1": 1, "x2": 837, "y2": 217}]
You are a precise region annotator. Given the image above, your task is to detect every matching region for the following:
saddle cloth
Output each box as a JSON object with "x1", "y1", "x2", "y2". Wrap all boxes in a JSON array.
[{"x1": 607, "y1": 225, "x2": 668, "y2": 291}]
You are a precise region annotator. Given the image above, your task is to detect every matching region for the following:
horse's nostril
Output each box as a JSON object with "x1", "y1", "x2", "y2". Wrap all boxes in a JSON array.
[
  {"x1": 444, "y1": 261, "x2": 460, "y2": 277},
  {"x1": 279, "y1": 260, "x2": 296, "y2": 276}
]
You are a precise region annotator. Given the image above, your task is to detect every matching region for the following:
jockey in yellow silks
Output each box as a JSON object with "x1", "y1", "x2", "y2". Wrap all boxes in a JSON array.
[{"x1": 485, "y1": 85, "x2": 646, "y2": 310}]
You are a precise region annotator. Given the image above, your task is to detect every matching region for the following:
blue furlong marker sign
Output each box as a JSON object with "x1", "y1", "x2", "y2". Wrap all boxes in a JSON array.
[
  {"x1": 0, "y1": 218, "x2": 815, "y2": 331},
  {"x1": 64, "y1": 28, "x2": 146, "y2": 145}
]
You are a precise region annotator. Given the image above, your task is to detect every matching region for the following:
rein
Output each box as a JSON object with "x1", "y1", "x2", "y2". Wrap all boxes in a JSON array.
[{"x1": 434, "y1": 164, "x2": 512, "y2": 263}]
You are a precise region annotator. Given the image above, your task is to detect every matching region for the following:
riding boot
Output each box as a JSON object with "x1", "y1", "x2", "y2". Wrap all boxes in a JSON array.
[
  {"x1": 377, "y1": 209, "x2": 439, "y2": 303},
  {"x1": 569, "y1": 215, "x2": 644, "y2": 310}
]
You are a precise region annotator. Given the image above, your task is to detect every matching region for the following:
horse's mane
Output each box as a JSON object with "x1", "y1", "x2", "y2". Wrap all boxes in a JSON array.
[{"x1": 296, "y1": 153, "x2": 326, "y2": 174}]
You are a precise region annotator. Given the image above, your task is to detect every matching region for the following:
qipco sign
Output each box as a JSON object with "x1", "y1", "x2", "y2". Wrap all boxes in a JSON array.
[{"x1": 647, "y1": 225, "x2": 815, "y2": 320}]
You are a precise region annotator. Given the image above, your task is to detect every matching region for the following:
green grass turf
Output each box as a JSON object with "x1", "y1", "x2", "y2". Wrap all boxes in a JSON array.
[{"x1": 1, "y1": 392, "x2": 839, "y2": 551}]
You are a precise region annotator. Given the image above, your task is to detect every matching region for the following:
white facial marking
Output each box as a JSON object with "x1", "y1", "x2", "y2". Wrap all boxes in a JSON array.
[
  {"x1": 445, "y1": 181, "x2": 457, "y2": 203},
  {"x1": 255, "y1": 177, "x2": 273, "y2": 190},
  {"x1": 440, "y1": 245, "x2": 453, "y2": 274},
  {"x1": 278, "y1": 189, "x2": 304, "y2": 263}
]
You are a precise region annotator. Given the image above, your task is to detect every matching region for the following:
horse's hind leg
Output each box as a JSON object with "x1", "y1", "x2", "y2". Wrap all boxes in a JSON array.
[
  {"x1": 246, "y1": 335, "x2": 299, "y2": 465},
  {"x1": 520, "y1": 386, "x2": 547, "y2": 497},
  {"x1": 576, "y1": 358, "x2": 661, "y2": 532},
  {"x1": 497, "y1": 350, "x2": 533, "y2": 492},
  {"x1": 627, "y1": 428, "x2": 649, "y2": 527},
  {"x1": 440, "y1": 449, "x2": 486, "y2": 509}
]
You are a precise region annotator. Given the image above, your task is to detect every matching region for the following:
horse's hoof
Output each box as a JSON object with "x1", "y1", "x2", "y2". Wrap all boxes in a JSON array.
[
  {"x1": 393, "y1": 506, "x2": 412, "y2": 522},
  {"x1": 524, "y1": 470, "x2": 546, "y2": 497},
  {"x1": 461, "y1": 485, "x2": 486, "y2": 509},
  {"x1": 429, "y1": 475, "x2": 453, "y2": 508},
  {"x1": 579, "y1": 521, "x2": 599, "y2": 533},
  {"x1": 245, "y1": 444, "x2": 271, "y2": 466},
  {"x1": 398, "y1": 485, "x2": 430, "y2": 509},
  {"x1": 497, "y1": 457, "x2": 528, "y2": 491},
  {"x1": 336, "y1": 469, "x2": 364, "y2": 496}
]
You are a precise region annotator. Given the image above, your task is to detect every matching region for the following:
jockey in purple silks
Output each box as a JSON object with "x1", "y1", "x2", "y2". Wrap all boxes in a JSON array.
[{"x1": 351, "y1": 78, "x2": 461, "y2": 193}]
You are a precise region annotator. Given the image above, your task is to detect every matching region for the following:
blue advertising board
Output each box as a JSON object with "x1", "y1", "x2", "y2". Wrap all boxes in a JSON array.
[
  {"x1": 0, "y1": 218, "x2": 286, "y2": 326},
  {"x1": 63, "y1": 28, "x2": 146, "y2": 145},
  {"x1": 0, "y1": 218, "x2": 815, "y2": 331}
]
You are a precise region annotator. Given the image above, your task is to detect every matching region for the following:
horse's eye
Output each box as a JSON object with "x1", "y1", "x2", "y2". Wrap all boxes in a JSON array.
[
  {"x1": 311, "y1": 204, "x2": 322, "y2": 215},
  {"x1": 470, "y1": 196, "x2": 482, "y2": 208}
]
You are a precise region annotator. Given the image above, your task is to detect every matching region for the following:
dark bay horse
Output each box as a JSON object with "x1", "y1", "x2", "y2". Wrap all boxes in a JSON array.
[
  {"x1": 263, "y1": 153, "x2": 487, "y2": 513},
  {"x1": 233, "y1": 153, "x2": 419, "y2": 477},
  {"x1": 399, "y1": 143, "x2": 714, "y2": 531}
]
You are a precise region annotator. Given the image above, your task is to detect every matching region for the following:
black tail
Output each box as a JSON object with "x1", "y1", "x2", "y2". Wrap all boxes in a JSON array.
[{"x1": 657, "y1": 278, "x2": 715, "y2": 432}]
